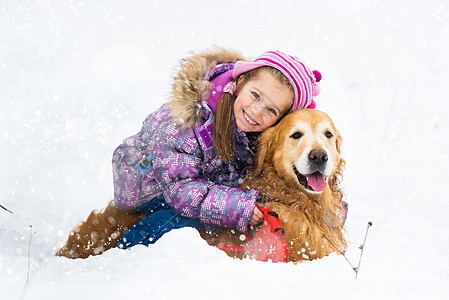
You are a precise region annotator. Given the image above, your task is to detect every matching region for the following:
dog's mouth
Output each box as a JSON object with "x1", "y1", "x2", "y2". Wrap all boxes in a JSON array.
[{"x1": 293, "y1": 165, "x2": 328, "y2": 193}]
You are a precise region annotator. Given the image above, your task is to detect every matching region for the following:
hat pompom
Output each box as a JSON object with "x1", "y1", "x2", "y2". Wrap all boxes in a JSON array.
[
  {"x1": 312, "y1": 70, "x2": 322, "y2": 82},
  {"x1": 307, "y1": 100, "x2": 316, "y2": 109}
]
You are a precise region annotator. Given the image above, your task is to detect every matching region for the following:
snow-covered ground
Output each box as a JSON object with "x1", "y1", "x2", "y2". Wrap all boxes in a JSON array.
[{"x1": 1, "y1": 0, "x2": 448, "y2": 299}]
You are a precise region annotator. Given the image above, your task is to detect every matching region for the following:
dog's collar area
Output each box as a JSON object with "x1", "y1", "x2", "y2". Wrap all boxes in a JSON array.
[{"x1": 214, "y1": 207, "x2": 288, "y2": 263}]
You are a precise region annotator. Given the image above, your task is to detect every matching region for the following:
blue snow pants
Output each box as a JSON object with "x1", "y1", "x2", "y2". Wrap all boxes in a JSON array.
[{"x1": 114, "y1": 194, "x2": 203, "y2": 249}]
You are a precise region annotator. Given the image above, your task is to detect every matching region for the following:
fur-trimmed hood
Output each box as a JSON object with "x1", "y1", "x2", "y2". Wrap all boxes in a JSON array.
[{"x1": 170, "y1": 48, "x2": 247, "y2": 129}]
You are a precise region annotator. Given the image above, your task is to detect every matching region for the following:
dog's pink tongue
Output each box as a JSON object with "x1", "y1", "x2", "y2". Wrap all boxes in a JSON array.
[{"x1": 306, "y1": 172, "x2": 327, "y2": 192}]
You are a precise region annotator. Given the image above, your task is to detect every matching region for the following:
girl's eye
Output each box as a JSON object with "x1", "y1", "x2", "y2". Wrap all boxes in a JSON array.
[
  {"x1": 325, "y1": 131, "x2": 333, "y2": 138},
  {"x1": 267, "y1": 107, "x2": 277, "y2": 116},
  {"x1": 252, "y1": 92, "x2": 260, "y2": 100}
]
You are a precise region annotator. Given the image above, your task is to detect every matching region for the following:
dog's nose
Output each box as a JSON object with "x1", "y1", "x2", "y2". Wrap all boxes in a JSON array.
[{"x1": 309, "y1": 149, "x2": 328, "y2": 165}]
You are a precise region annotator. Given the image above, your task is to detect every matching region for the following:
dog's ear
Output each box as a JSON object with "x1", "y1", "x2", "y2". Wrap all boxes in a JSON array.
[
  {"x1": 335, "y1": 130, "x2": 342, "y2": 154},
  {"x1": 329, "y1": 129, "x2": 344, "y2": 202},
  {"x1": 328, "y1": 156, "x2": 345, "y2": 202},
  {"x1": 253, "y1": 127, "x2": 275, "y2": 176}
]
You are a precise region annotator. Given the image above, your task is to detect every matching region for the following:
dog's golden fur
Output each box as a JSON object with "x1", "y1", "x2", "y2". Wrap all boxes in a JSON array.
[{"x1": 203, "y1": 109, "x2": 347, "y2": 262}]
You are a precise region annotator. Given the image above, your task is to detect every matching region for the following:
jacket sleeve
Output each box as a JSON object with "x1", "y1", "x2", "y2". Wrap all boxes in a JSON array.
[
  {"x1": 111, "y1": 104, "x2": 163, "y2": 210},
  {"x1": 111, "y1": 128, "x2": 148, "y2": 210},
  {"x1": 152, "y1": 124, "x2": 258, "y2": 233},
  {"x1": 112, "y1": 108, "x2": 258, "y2": 232}
]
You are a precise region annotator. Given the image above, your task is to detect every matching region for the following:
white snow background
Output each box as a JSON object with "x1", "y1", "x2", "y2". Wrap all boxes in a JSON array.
[{"x1": 1, "y1": 0, "x2": 448, "y2": 299}]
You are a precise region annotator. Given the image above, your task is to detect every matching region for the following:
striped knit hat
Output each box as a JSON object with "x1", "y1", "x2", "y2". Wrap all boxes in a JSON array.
[{"x1": 232, "y1": 50, "x2": 321, "y2": 111}]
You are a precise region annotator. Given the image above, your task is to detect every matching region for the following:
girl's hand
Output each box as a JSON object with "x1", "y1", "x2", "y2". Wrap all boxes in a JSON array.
[{"x1": 249, "y1": 206, "x2": 264, "y2": 226}]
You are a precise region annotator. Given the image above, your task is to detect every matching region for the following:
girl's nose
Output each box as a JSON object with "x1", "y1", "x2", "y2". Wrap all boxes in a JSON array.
[{"x1": 249, "y1": 102, "x2": 264, "y2": 118}]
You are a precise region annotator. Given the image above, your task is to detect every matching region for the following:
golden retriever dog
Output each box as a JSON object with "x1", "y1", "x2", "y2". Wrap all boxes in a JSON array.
[
  {"x1": 203, "y1": 109, "x2": 347, "y2": 262},
  {"x1": 57, "y1": 109, "x2": 346, "y2": 262}
]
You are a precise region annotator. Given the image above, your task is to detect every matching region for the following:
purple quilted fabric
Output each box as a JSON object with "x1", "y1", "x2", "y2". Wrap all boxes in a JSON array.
[{"x1": 112, "y1": 74, "x2": 259, "y2": 232}]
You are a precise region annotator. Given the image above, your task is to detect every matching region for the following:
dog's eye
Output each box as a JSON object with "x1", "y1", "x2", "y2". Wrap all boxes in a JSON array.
[
  {"x1": 325, "y1": 131, "x2": 333, "y2": 138},
  {"x1": 290, "y1": 132, "x2": 302, "y2": 139}
]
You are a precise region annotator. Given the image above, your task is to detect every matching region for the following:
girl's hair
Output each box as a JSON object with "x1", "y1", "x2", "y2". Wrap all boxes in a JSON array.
[{"x1": 214, "y1": 66, "x2": 294, "y2": 163}]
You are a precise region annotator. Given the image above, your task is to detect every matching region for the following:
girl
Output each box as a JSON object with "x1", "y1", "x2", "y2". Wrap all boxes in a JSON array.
[{"x1": 56, "y1": 48, "x2": 322, "y2": 259}]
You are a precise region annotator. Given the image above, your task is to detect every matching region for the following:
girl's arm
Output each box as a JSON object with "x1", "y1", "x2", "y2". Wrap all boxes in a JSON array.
[
  {"x1": 111, "y1": 106, "x2": 165, "y2": 211},
  {"x1": 112, "y1": 128, "x2": 148, "y2": 210},
  {"x1": 112, "y1": 107, "x2": 258, "y2": 233},
  {"x1": 152, "y1": 143, "x2": 259, "y2": 233}
]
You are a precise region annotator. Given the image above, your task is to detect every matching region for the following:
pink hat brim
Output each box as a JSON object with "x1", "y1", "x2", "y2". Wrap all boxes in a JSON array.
[{"x1": 232, "y1": 61, "x2": 267, "y2": 79}]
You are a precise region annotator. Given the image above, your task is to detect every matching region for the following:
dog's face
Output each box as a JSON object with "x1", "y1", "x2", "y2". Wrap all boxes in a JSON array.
[{"x1": 255, "y1": 109, "x2": 342, "y2": 194}]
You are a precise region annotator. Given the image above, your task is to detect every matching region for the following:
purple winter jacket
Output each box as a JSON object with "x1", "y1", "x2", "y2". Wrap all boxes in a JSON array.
[{"x1": 112, "y1": 49, "x2": 259, "y2": 233}]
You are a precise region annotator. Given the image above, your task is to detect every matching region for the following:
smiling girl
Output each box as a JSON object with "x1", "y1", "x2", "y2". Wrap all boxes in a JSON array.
[{"x1": 57, "y1": 48, "x2": 322, "y2": 258}]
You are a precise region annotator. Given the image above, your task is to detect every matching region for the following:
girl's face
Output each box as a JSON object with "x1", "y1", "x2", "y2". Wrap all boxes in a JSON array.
[{"x1": 233, "y1": 69, "x2": 293, "y2": 132}]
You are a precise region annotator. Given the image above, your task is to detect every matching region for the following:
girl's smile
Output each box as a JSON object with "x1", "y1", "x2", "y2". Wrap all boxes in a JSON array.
[{"x1": 243, "y1": 110, "x2": 258, "y2": 125}]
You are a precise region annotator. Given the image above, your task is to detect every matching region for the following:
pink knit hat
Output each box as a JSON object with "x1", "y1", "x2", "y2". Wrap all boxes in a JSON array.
[{"x1": 232, "y1": 50, "x2": 321, "y2": 111}]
